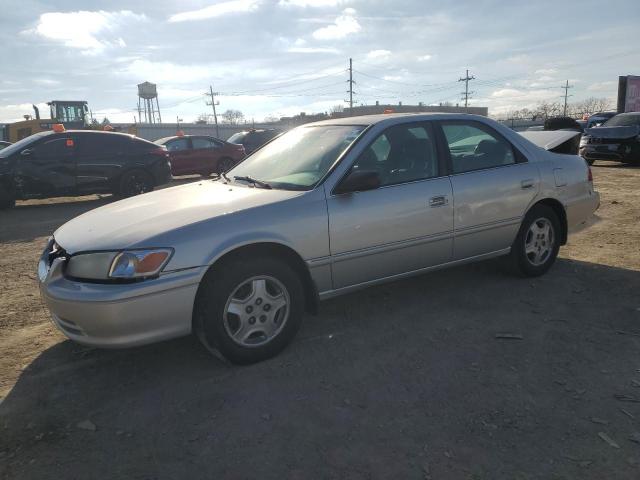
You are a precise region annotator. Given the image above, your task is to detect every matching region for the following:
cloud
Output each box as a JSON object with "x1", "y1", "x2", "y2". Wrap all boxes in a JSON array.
[
  {"x1": 288, "y1": 47, "x2": 340, "y2": 54},
  {"x1": 587, "y1": 80, "x2": 617, "y2": 92},
  {"x1": 30, "y1": 11, "x2": 146, "y2": 54},
  {"x1": 312, "y1": 8, "x2": 361, "y2": 40},
  {"x1": 417, "y1": 54, "x2": 432, "y2": 62},
  {"x1": 279, "y1": 0, "x2": 344, "y2": 6},
  {"x1": 535, "y1": 68, "x2": 557, "y2": 75},
  {"x1": 366, "y1": 49, "x2": 391, "y2": 60},
  {"x1": 168, "y1": 0, "x2": 261, "y2": 22}
]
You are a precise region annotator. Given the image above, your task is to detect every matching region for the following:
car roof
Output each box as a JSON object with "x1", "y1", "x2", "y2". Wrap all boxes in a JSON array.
[
  {"x1": 155, "y1": 135, "x2": 221, "y2": 143},
  {"x1": 65, "y1": 130, "x2": 135, "y2": 139},
  {"x1": 304, "y1": 112, "x2": 488, "y2": 127}
]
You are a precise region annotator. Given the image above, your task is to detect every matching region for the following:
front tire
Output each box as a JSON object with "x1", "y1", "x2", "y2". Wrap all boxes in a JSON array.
[
  {"x1": 509, "y1": 204, "x2": 561, "y2": 277},
  {"x1": 194, "y1": 257, "x2": 304, "y2": 364}
]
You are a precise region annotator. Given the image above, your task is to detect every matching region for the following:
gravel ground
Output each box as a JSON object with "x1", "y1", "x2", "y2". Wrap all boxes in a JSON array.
[{"x1": 1, "y1": 163, "x2": 639, "y2": 479}]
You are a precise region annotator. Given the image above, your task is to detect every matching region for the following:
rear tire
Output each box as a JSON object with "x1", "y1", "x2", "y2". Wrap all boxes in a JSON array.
[
  {"x1": 194, "y1": 257, "x2": 304, "y2": 364},
  {"x1": 509, "y1": 204, "x2": 561, "y2": 277},
  {"x1": 118, "y1": 170, "x2": 154, "y2": 197}
]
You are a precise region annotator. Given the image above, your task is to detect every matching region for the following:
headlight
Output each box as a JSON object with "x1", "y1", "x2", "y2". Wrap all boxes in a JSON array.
[
  {"x1": 66, "y1": 248, "x2": 173, "y2": 281},
  {"x1": 580, "y1": 136, "x2": 588, "y2": 146}
]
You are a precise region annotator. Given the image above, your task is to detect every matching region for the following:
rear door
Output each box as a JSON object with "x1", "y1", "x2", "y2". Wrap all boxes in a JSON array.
[
  {"x1": 165, "y1": 138, "x2": 192, "y2": 175},
  {"x1": 15, "y1": 135, "x2": 76, "y2": 197},
  {"x1": 327, "y1": 122, "x2": 454, "y2": 289},
  {"x1": 438, "y1": 120, "x2": 539, "y2": 260},
  {"x1": 191, "y1": 137, "x2": 221, "y2": 174},
  {"x1": 74, "y1": 133, "x2": 130, "y2": 194}
]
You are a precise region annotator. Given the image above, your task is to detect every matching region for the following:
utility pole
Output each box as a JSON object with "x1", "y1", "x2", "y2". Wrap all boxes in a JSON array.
[
  {"x1": 458, "y1": 69, "x2": 475, "y2": 111},
  {"x1": 206, "y1": 85, "x2": 220, "y2": 138},
  {"x1": 561, "y1": 80, "x2": 573, "y2": 116},
  {"x1": 346, "y1": 58, "x2": 356, "y2": 116}
]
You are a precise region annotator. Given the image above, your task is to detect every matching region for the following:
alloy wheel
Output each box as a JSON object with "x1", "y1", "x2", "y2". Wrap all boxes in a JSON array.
[
  {"x1": 223, "y1": 275, "x2": 290, "y2": 347},
  {"x1": 524, "y1": 217, "x2": 555, "y2": 266}
]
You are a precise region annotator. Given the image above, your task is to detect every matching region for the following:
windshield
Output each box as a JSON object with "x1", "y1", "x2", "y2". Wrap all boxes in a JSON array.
[
  {"x1": 604, "y1": 114, "x2": 640, "y2": 127},
  {"x1": 227, "y1": 125, "x2": 365, "y2": 190},
  {"x1": 227, "y1": 132, "x2": 247, "y2": 143},
  {"x1": 0, "y1": 131, "x2": 52, "y2": 158}
]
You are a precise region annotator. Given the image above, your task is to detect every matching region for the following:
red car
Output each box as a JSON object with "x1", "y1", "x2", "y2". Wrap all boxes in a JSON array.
[{"x1": 154, "y1": 135, "x2": 245, "y2": 177}]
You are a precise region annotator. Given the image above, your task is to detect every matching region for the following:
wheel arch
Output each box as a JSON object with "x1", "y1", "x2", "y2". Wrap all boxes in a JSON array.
[
  {"x1": 201, "y1": 241, "x2": 319, "y2": 315},
  {"x1": 527, "y1": 198, "x2": 568, "y2": 245}
]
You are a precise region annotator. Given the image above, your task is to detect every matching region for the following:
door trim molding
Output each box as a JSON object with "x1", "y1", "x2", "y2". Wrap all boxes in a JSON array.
[
  {"x1": 306, "y1": 230, "x2": 454, "y2": 268},
  {"x1": 317, "y1": 247, "x2": 511, "y2": 300}
]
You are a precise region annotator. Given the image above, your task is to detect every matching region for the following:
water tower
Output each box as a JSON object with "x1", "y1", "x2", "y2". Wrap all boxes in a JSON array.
[{"x1": 137, "y1": 81, "x2": 161, "y2": 123}]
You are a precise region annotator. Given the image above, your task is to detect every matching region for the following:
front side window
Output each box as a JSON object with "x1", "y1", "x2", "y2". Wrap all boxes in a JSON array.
[
  {"x1": 167, "y1": 138, "x2": 190, "y2": 152},
  {"x1": 442, "y1": 122, "x2": 516, "y2": 174},
  {"x1": 350, "y1": 123, "x2": 438, "y2": 186},
  {"x1": 228, "y1": 125, "x2": 365, "y2": 190},
  {"x1": 192, "y1": 138, "x2": 217, "y2": 149}
]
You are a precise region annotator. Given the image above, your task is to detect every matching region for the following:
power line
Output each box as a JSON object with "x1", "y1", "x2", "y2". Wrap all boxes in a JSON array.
[
  {"x1": 561, "y1": 80, "x2": 573, "y2": 116},
  {"x1": 205, "y1": 85, "x2": 220, "y2": 138},
  {"x1": 458, "y1": 69, "x2": 475, "y2": 111}
]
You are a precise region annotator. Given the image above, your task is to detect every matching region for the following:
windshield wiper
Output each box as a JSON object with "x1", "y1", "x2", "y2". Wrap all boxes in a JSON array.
[{"x1": 233, "y1": 175, "x2": 272, "y2": 189}]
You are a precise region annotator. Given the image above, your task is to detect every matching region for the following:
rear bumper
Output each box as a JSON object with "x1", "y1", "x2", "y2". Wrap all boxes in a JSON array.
[
  {"x1": 38, "y1": 243, "x2": 204, "y2": 348},
  {"x1": 152, "y1": 159, "x2": 173, "y2": 186}
]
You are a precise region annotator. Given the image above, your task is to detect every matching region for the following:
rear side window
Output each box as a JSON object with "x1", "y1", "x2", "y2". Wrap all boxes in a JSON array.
[
  {"x1": 441, "y1": 122, "x2": 516, "y2": 174},
  {"x1": 75, "y1": 134, "x2": 130, "y2": 155},
  {"x1": 192, "y1": 138, "x2": 218, "y2": 149},
  {"x1": 166, "y1": 138, "x2": 190, "y2": 151}
]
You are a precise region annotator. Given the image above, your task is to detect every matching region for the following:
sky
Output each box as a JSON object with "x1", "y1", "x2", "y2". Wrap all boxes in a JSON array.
[{"x1": 1, "y1": 0, "x2": 639, "y2": 124}]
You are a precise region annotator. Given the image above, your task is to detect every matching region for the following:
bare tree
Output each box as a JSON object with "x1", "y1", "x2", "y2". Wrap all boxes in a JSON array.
[
  {"x1": 330, "y1": 104, "x2": 344, "y2": 116},
  {"x1": 221, "y1": 109, "x2": 245, "y2": 125}
]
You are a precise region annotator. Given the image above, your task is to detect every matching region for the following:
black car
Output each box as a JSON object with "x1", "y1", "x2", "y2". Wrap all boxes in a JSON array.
[
  {"x1": 0, "y1": 130, "x2": 172, "y2": 208},
  {"x1": 580, "y1": 112, "x2": 640, "y2": 165},
  {"x1": 227, "y1": 128, "x2": 282, "y2": 155}
]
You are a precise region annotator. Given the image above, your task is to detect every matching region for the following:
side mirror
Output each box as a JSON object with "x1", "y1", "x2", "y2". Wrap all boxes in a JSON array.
[
  {"x1": 334, "y1": 169, "x2": 381, "y2": 195},
  {"x1": 21, "y1": 148, "x2": 33, "y2": 157}
]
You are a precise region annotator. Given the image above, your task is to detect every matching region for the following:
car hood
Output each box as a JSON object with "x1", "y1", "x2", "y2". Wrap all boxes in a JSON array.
[
  {"x1": 585, "y1": 125, "x2": 640, "y2": 139},
  {"x1": 54, "y1": 181, "x2": 302, "y2": 254}
]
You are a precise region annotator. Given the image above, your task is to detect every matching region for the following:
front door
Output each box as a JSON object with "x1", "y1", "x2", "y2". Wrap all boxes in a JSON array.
[
  {"x1": 14, "y1": 135, "x2": 76, "y2": 198},
  {"x1": 166, "y1": 137, "x2": 193, "y2": 176},
  {"x1": 438, "y1": 120, "x2": 540, "y2": 260},
  {"x1": 327, "y1": 122, "x2": 454, "y2": 290}
]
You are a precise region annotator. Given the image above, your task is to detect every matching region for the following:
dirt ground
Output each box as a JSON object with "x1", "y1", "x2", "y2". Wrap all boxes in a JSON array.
[{"x1": 1, "y1": 163, "x2": 639, "y2": 479}]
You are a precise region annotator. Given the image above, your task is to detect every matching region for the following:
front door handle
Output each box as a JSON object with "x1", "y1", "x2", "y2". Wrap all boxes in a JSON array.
[
  {"x1": 521, "y1": 179, "x2": 535, "y2": 189},
  {"x1": 429, "y1": 195, "x2": 448, "y2": 207}
]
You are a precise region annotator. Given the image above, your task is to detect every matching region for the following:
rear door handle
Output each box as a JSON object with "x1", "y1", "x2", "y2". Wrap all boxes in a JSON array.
[
  {"x1": 429, "y1": 195, "x2": 448, "y2": 207},
  {"x1": 521, "y1": 179, "x2": 535, "y2": 189}
]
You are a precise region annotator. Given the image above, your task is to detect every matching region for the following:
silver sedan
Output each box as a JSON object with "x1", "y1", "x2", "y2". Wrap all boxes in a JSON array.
[{"x1": 38, "y1": 113, "x2": 600, "y2": 364}]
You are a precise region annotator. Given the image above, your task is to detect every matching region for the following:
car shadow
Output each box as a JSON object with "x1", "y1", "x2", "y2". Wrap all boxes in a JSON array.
[{"x1": 2, "y1": 257, "x2": 640, "y2": 478}]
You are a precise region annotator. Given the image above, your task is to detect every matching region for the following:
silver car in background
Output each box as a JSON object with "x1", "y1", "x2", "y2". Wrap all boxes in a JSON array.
[{"x1": 38, "y1": 113, "x2": 600, "y2": 364}]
